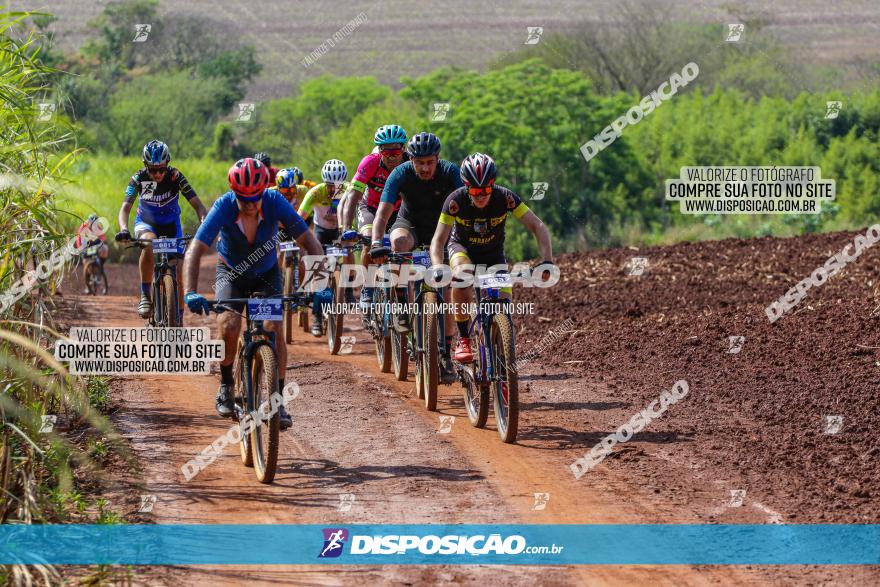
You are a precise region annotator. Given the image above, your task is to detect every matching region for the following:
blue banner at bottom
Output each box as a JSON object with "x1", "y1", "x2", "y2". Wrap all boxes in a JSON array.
[{"x1": 1, "y1": 524, "x2": 878, "y2": 565}]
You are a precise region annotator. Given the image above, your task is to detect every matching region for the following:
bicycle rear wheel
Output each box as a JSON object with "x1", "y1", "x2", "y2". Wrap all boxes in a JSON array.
[
  {"x1": 283, "y1": 262, "x2": 294, "y2": 344},
  {"x1": 235, "y1": 342, "x2": 253, "y2": 468},
  {"x1": 490, "y1": 314, "x2": 518, "y2": 443},
  {"x1": 250, "y1": 344, "x2": 280, "y2": 484},
  {"x1": 463, "y1": 327, "x2": 489, "y2": 428},
  {"x1": 96, "y1": 268, "x2": 108, "y2": 295},
  {"x1": 85, "y1": 262, "x2": 97, "y2": 295}
]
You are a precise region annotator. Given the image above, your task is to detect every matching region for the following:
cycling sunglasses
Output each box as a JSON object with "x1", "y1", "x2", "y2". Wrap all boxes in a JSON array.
[
  {"x1": 235, "y1": 192, "x2": 263, "y2": 203},
  {"x1": 467, "y1": 186, "x2": 493, "y2": 197},
  {"x1": 380, "y1": 147, "x2": 403, "y2": 157},
  {"x1": 147, "y1": 165, "x2": 168, "y2": 174}
]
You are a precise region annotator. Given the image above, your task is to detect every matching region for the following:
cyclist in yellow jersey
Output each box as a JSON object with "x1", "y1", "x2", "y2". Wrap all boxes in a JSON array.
[{"x1": 297, "y1": 160, "x2": 352, "y2": 245}]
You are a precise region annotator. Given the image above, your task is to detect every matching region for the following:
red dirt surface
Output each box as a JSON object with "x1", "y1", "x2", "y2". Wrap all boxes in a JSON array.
[{"x1": 57, "y1": 230, "x2": 880, "y2": 585}]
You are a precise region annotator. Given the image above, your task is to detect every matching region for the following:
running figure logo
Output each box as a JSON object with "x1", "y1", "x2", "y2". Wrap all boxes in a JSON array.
[
  {"x1": 237, "y1": 103, "x2": 255, "y2": 122},
  {"x1": 37, "y1": 103, "x2": 56, "y2": 122},
  {"x1": 825, "y1": 101, "x2": 842, "y2": 119},
  {"x1": 318, "y1": 528, "x2": 349, "y2": 558},
  {"x1": 531, "y1": 182, "x2": 548, "y2": 201},
  {"x1": 431, "y1": 103, "x2": 450, "y2": 122},
  {"x1": 524, "y1": 27, "x2": 544, "y2": 45},
  {"x1": 133, "y1": 24, "x2": 151, "y2": 42},
  {"x1": 725, "y1": 24, "x2": 744, "y2": 42}
]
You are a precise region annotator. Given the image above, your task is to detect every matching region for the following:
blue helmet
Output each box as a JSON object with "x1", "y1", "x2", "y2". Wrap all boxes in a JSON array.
[
  {"x1": 142, "y1": 140, "x2": 170, "y2": 165},
  {"x1": 374, "y1": 124, "x2": 408, "y2": 146},
  {"x1": 290, "y1": 166, "x2": 304, "y2": 185},
  {"x1": 407, "y1": 132, "x2": 441, "y2": 158},
  {"x1": 276, "y1": 168, "x2": 298, "y2": 189}
]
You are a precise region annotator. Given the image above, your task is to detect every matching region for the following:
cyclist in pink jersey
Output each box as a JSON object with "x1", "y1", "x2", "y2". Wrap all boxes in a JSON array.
[{"x1": 339, "y1": 124, "x2": 409, "y2": 309}]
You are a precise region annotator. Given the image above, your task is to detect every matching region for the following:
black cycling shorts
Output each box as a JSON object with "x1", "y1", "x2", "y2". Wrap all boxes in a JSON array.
[
  {"x1": 314, "y1": 225, "x2": 339, "y2": 246},
  {"x1": 390, "y1": 214, "x2": 435, "y2": 248},
  {"x1": 214, "y1": 263, "x2": 282, "y2": 313},
  {"x1": 447, "y1": 242, "x2": 507, "y2": 268}
]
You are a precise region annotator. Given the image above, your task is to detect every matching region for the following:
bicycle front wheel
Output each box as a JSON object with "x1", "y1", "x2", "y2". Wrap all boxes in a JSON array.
[
  {"x1": 490, "y1": 313, "x2": 519, "y2": 443},
  {"x1": 419, "y1": 292, "x2": 440, "y2": 411},
  {"x1": 250, "y1": 344, "x2": 280, "y2": 484},
  {"x1": 161, "y1": 274, "x2": 177, "y2": 327},
  {"x1": 327, "y1": 275, "x2": 344, "y2": 354}
]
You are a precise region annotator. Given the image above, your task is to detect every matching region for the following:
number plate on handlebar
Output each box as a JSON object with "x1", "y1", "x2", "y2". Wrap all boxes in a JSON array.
[
  {"x1": 279, "y1": 241, "x2": 300, "y2": 252},
  {"x1": 247, "y1": 298, "x2": 283, "y2": 321},
  {"x1": 325, "y1": 247, "x2": 347, "y2": 257},
  {"x1": 412, "y1": 251, "x2": 431, "y2": 267},
  {"x1": 152, "y1": 238, "x2": 184, "y2": 254},
  {"x1": 85, "y1": 244, "x2": 101, "y2": 256},
  {"x1": 478, "y1": 273, "x2": 512, "y2": 290}
]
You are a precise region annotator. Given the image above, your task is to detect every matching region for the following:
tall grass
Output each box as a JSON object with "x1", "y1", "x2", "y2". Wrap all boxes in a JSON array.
[
  {"x1": 59, "y1": 154, "x2": 231, "y2": 238},
  {"x1": 1, "y1": 10, "x2": 128, "y2": 586}
]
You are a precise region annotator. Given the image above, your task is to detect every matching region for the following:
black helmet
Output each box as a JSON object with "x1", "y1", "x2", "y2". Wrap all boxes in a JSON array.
[
  {"x1": 254, "y1": 152, "x2": 271, "y2": 166},
  {"x1": 406, "y1": 132, "x2": 441, "y2": 158},
  {"x1": 460, "y1": 153, "x2": 497, "y2": 188}
]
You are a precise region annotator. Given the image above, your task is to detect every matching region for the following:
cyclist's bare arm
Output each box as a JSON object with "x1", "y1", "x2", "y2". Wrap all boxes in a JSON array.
[
  {"x1": 371, "y1": 201, "x2": 395, "y2": 243},
  {"x1": 118, "y1": 201, "x2": 133, "y2": 232},
  {"x1": 188, "y1": 196, "x2": 209, "y2": 223},
  {"x1": 295, "y1": 226, "x2": 324, "y2": 256},
  {"x1": 518, "y1": 210, "x2": 553, "y2": 262},
  {"x1": 183, "y1": 239, "x2": 209, "y2": 294},
  {"x1": 340, "y1": 186, "x2": 364, "y2": 230},
  {"x1": 431, "y1": 222, "x2": 452, "y2": 266}
]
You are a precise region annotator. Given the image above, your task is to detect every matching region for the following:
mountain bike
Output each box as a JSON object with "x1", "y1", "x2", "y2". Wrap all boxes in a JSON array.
[
  {"x1": 205, "y1": 294, "x2": 308, "y2": 484},
  {"x1": 322, "y1": 243, "x2": 353, "y2": 355},
  {"x1": 453, "y1": 273, "x2": 518, "y2": 443},
  {"x1": 377, "y1": 248, "x2": 445, "y2": 410},
  {"x1": 280, "y1": 240, "x2": 311, "y2": 343},
  {"x1": 363, "y1": 236, "x2": 392, "y2": 372},
  {"x1": 82, "y1": 242, "x2": 108, "y2": 295},
  {"x1": 126, "y1": 235, "x2": 192, "y2": 327}
]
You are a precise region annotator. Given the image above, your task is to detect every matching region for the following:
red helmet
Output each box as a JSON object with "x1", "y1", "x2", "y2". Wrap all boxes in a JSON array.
[
  {"x1": 460, "y1": 152, "x2": 497, "y2": 188},
  {"x1": 228, "y1": 158, "x2": 269, "y2": 199}
]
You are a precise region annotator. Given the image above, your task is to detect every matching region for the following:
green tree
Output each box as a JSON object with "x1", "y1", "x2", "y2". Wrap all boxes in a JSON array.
[{"x1": 101, "y1": 72, "x2": 235, "y2": 156}]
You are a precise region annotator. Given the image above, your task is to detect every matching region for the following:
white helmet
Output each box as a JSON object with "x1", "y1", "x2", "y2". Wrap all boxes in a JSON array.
[{"x1": 321, "y1": 159, "x2": 347, "y2": 184}]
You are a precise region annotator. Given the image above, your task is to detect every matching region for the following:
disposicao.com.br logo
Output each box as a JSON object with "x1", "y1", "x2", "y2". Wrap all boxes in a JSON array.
[{"x1": 318, "y1": 528, "x2": 563, "y2": 558}]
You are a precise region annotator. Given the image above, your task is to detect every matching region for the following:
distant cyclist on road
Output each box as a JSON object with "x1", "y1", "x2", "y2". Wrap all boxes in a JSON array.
[
  {"x1": 182, "y1": 158, "x2": 323, "y2": 430},
  {"x1": 276, "y1": 168, "x2": 312, "y2": 223},
  {"x1": 298, "y1": 159, "x2": 356, "y2": 335},
  {"x1": 430, "y1": 153, "x2": 553, "y2": 362},
  {"x1": 76, "y1": 213, "x2": 109, "y2": 263},
  {"x1": 254, "y1": 152, "x2": 280, "y2": 186},
  {"x1": 115, "y1": 140, "x2": 207, "y2": 321},
  {"x1": 297, "y1": 159, "x2": 350, "y2": 245},
  {"x1": 369, "y1": 132, "x2": 463, "y2": 382},
  {"x1": 339, "y1": 124, "x2": 408, "y2": 309}
]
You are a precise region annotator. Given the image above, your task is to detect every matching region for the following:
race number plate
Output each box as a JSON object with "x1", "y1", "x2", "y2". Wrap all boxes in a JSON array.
[
  {"x1": 412, "y1": 251, "x2": 431, "y2": 267},
  {"x1": 152, "y1": 238, "x2": 181, "y2": 254},
  {"x1": 85, "y1": 244, "x2": 101, "y2": 256},
  {"x1": 325, "y1": 247, "x2": 347, "y2": 257},
  {"x1": 248, "y1": 298, "x2": 283, "y2": 321},
  {"x1": 279, "y1": 241, "x2": 300, "y2": 252},
  {"x1": 478, "y1": 273, "x2": 512, "y2": 290}
]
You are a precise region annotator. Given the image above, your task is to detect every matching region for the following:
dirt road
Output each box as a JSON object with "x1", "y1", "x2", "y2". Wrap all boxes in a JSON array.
[{"x1": 60, "y1": 236, "x2": 880, "y2": 585}]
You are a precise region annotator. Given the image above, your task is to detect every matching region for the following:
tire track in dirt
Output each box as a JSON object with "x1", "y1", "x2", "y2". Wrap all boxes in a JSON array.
[{"x1": 61, "y1": 251, "x2": 872, "y2": 586}]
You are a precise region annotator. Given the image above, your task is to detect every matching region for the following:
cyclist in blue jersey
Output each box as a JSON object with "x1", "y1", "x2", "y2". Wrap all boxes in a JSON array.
[
  {"x1": 182, "y1": 158, "x2": 323, "y2": 428},
  {"x1": 115, "y1": 140, "x2": 208, "y2": 320}
]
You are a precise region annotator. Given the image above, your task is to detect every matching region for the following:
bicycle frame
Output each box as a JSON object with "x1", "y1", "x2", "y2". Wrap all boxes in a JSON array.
[
  {"x1": 128, "y1": 235, "x2": 192, "y2": 326},
  {"x1": 468, "y1": 283, "x2": 510, "y2": 386}
]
